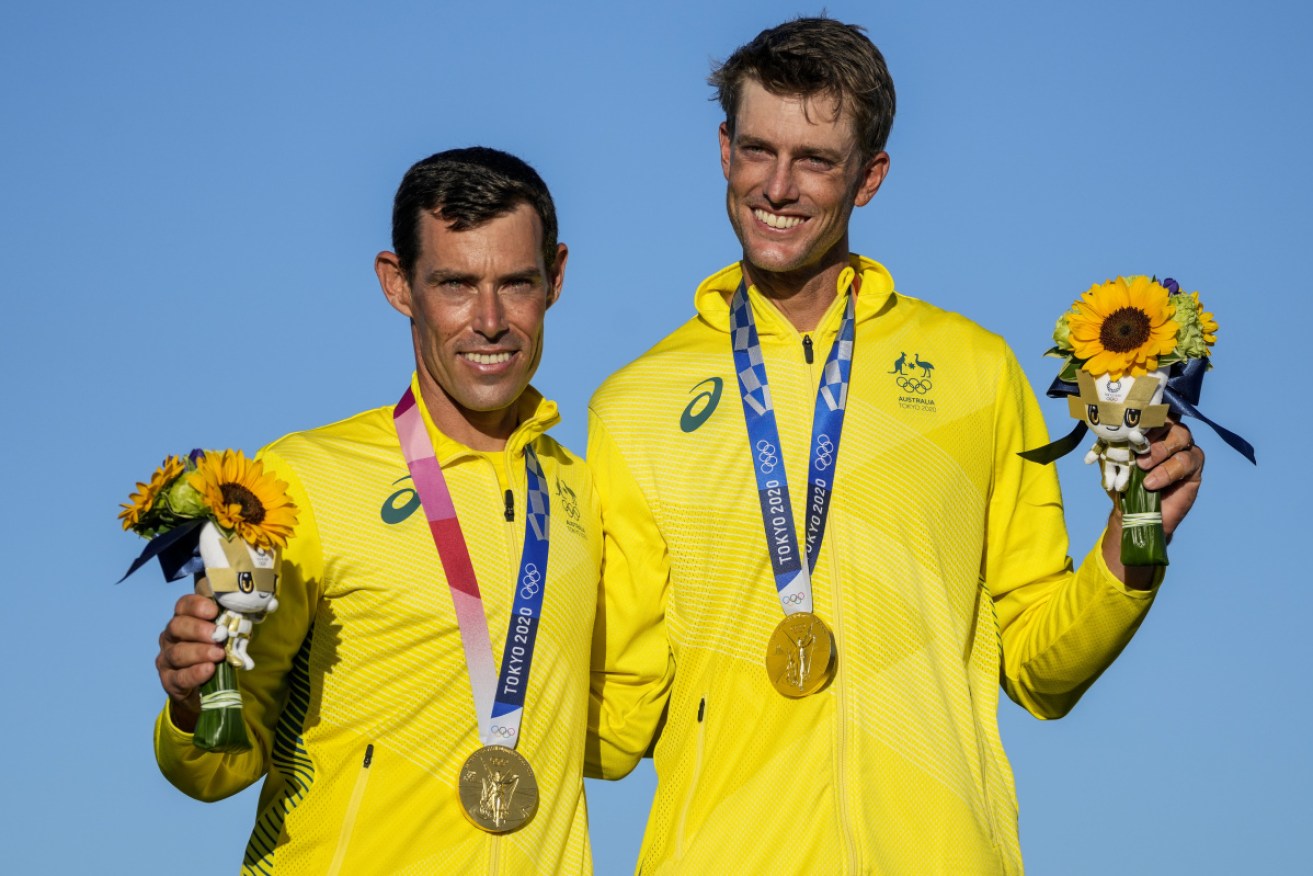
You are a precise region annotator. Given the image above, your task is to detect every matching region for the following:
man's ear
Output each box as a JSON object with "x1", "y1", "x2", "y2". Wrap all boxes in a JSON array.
[
  {"x1": 375, "y1": 251, "x2": 413, "y2": 318},
  {"x1": 719, "y1": 122, "x2": 733, "y2": 180},
  {"x1": 853, "y1": 151, "x2": 891, "y2": 207},
  {"x1": 547, "y1": 243, "x2": 568, "y2": 309}
]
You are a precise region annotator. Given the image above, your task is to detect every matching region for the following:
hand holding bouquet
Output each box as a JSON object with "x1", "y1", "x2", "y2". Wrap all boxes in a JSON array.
[
  {"x1": 119, "y1": 450, "x2": 297, "y2": 751},
  {"x1": 1022, "y1": 276, "x2": 1254, "y2": 566}
]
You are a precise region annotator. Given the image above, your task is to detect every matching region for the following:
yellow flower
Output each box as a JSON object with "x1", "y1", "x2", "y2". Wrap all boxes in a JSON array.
[
  {"x1": 1068, "y1": 276, "x2": 1179, "y2": 379},
  {"x1": 119, "y1": 455, "x2": 184, "y2": 531},
  {"x1": 188, "y1": 450, "x2": 298, "y2": 549},
  {"x1": 1192, "y1": 291, "x2": 1218, "y2": 344}
]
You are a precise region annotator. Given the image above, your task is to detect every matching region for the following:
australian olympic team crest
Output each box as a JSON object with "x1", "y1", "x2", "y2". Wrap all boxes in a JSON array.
[
  {"x1": 889, "y1": 351, "x2": 937, "y2": 413},
  {"x1": 555, "y1": 477, "x2": 586, "y2": 537}
]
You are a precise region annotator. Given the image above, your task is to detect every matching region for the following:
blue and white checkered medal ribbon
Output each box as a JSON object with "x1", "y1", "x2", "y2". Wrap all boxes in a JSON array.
[
  {"x1": 730, "y1": 276, "x2": 857, "y2": 616},
  {"x1": 487, "y1": 447, "x2": 552, "y2": 744}
]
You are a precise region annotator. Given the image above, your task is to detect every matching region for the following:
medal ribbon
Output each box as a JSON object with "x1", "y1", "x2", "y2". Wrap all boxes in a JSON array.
[
  {"x1": 394, "y1": 386, "x2": 551, "y2": 748},
  {"x1": 730, "y1": 273, "x2": 857, "y2": 616}
]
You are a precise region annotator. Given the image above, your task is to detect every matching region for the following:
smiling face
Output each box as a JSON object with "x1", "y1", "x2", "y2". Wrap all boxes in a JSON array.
[
  {"x1": 376, "y1": 202, "x2": 566, "y2": 449},
  {"x1": 720, "y1": 79, "x2": 888, "y2": 282}
]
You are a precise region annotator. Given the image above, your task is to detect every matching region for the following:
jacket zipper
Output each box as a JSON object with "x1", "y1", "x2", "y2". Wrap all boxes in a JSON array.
[
  {"x1": 829, "y1": 526, "x2": 858, "y2": 871},
  {"x1": 674, "y1": 696, "x2": 707, "y2": 860},
  {"x1": 802, "y1": 324, "x2": 858, "y2": 871},
  {"x1": 490, "y1": 449, "x2": 523, "y2": 876},
  {"x1": 326, "y1": 743, "x2": 374, "y2": 876}
]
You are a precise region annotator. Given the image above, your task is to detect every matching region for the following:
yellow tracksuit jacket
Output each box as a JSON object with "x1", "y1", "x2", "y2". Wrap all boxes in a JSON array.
[
  {"x1": 156, "y1": 376, "x2": 603, "y2": 875},
  {"x1": 585, "y1": 259, "x2": 1159, "y2": 874}
]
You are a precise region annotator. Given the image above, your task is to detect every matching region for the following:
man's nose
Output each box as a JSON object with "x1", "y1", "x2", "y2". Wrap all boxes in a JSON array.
[
  {"x1": 472, "y1": 287, "x2": 508, "y2": 336},
  {"x1": 762, "y1": 159, "x2": 799, "y2": 205}
]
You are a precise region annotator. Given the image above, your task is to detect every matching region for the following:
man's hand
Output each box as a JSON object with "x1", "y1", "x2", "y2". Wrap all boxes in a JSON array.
[
  {"x1": 1103, "y1": 418, "x2": 1205, "y2": 588},
  {"x1": 1138, "y1": 418, "x2": 1205, "y2": 537},
  {"x1": 156, "y1": 594, "x2": 226, "y2": 732}
]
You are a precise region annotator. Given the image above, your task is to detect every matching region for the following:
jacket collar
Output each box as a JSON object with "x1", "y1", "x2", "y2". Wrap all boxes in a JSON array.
[
  {"x1": 693, "y1": 255, "x2": 897, "y2": 338},
  {"x1": 406, "y1": 372, "x2": 559, "y2": 467}
]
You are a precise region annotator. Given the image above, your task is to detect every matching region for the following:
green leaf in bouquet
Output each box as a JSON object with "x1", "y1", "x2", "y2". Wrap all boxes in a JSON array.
[
  {"x1": 193, "y1": 662, "x2": 252, "y2": 752},
  {"x1": 164, "y1": 477, "x2": 208, "y2": 519},
  {"x1": 1120, "y1": 465, "x2": 1168, "y2": 567}
]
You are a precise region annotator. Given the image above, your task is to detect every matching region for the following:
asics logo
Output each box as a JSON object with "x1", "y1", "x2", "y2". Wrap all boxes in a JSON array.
[
  {"x1": 680, "y1": 377, "x2": 723, "y2": 433},
  {"x1": 381, "y1": 475, "x2": 421, "y2": 524},
  {"x1": 756, "y1": 439, "x2": 779, "y2": 473}
]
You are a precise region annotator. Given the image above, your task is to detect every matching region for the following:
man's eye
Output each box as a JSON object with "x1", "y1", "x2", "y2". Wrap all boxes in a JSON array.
[{"x1": 804, "y1": 157, "x2": 833, "y2": 169}]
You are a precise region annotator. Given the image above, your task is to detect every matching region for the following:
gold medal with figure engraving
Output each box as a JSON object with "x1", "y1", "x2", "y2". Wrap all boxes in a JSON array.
[
  {"x1": 765, "y1": 611, "x2": 836, "y2": 697},
  {"x1": 457, "y1": 745, "x2": 538, "y2": 833}
]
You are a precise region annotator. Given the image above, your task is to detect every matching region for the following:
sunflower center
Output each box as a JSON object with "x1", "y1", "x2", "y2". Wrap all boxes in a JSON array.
[
  {"x1": 220, "y1": 483, "x2": 267, "y2": 524},
  {"x1": 1099, "y1": 307, "x2": 1152, "y2": 353}
]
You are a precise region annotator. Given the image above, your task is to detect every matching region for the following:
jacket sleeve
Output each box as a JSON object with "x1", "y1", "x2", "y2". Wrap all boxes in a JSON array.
[
  {"x1": 153, "y1": 448, "x2": 324, "y2": 800},
  {"x1": 584, "y1": 411, "x2": 676, "y2": 780},
  {"x1": 985, "y1": 348, "x2": 1161, "y2": 719}
]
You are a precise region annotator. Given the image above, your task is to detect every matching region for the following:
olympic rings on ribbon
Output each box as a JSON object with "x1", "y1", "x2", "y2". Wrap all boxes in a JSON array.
[
  {"x1": 520, "y1": 563, "x2": 542, "y2": 599},
  {"x1": 755, "y1": 438, "x2": 779, "y2": 473},
  {"x1": 490, "y1": 725, "x2": 518, "y2": 739},
  {"x1": 781, "y1": 592, "x2": 806, "y2": 605},
  {"x1": 896, "y1": 376, "x2": 933, "y2": 395},
  {"x1": 814, "y1": 434, "x2": 836, "y2": 470}
]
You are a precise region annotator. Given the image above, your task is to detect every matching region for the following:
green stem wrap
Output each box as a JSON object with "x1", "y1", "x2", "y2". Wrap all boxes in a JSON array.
[
  {"x1": 1120, "y1": 464, "x2": 1168, "y2": 567},
  {"x1": 193, "y1": 661, "x2": 252, "y2": 752}
]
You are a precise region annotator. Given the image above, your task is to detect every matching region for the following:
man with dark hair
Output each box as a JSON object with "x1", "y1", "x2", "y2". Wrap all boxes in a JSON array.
[
  {"x1": 587, "y1": 18, "x2": 1204, "y2": 873},
  {"x1": 155, "y1": 147, "x2": 604, "y2": 873}
]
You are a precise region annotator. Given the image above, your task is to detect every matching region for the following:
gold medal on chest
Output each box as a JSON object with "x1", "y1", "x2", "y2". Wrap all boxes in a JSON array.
[
  {"x1": 457, "y1": 745, "x2": 539, "y2": 833},
  {"x1": 765, "y1": 611, "x2": 836, "y2": 697}
]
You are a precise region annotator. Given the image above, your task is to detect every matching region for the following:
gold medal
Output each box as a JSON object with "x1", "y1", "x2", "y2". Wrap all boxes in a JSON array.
[
  {"x1": 765, "y1": 612, "x2": 836, "y2": 697},
  {"x1": 457, "y1": 745, "x2": 538, "y2": 833}
]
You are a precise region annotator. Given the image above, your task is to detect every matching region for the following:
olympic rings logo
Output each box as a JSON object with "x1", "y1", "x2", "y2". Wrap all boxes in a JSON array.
[
  {"x1": 520, "y1": 564, "x2": 542, "y2": 599},
  {"x1": 814, "y1": 434, "x2": 835, "y2": 470},
  {"x1": 896, "y1": 376, "x2": 933, "y2": 395},
  {"x1": 490, "y1": 725, "x2": 518, "y2": 739},
  {"x1": 780, "y1": 592, "x2": 807, "y2": 605},
  {"x1": 756, "y1": 439, "x2": 779, "y2": 473}
]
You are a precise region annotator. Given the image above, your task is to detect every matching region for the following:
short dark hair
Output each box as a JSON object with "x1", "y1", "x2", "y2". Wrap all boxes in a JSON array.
[
  {"x1": 391, "y1": 146, "x2": 559, "y2": 280},
  {"x1": 710, "y1": 17, "x2": 896, "y2": 161}
]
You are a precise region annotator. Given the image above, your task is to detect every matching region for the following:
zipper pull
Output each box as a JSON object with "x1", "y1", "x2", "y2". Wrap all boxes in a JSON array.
[
  {"x1": 504, "y1": 489, "x2": 514, "y2": 522},
  {"x1": 363, "y1": 743, "x2": 374, "y2": 767},
  {"x1": 802, "y1": 335, "x2": 814, "y2": 364},
  {"x1": 697, "y1": 698, "x2": 705, "y2": 722}
]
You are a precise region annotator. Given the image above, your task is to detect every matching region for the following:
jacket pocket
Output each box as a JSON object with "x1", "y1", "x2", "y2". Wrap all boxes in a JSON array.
[
  {"x1": 326, "y1": 743, "x2": 374, "y2": 876},
  {"x1": 674, "y1": 697, "x2": 707, "y2": 860}
]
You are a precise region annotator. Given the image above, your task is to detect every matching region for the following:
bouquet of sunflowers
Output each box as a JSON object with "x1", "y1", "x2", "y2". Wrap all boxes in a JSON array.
[
  {"x1": 119, "y1": 450, "x2": 297, "y2": 751},
  {"x1": 1023, "y1": 276, "x2": 1254, "y2": 566}
]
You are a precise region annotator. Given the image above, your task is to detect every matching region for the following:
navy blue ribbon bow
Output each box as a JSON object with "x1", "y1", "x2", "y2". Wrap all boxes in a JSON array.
[{"x1": 1019, "y1": 355, "x2": 1256, "y2": 465}]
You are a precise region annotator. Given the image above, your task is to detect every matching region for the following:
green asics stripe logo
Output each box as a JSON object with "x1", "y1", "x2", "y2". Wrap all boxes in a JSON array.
[
  {"x1": 381, "y1": 475, "x2": 421, "y2": 524},
  {"x1": 681, "y1": 377, "x2": 723, "y2": 433}
]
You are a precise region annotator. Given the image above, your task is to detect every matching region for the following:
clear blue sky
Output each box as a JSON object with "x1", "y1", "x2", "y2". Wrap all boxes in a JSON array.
[{"x1": 2, "y1": 1, "x2": 1308, "y2": 873}]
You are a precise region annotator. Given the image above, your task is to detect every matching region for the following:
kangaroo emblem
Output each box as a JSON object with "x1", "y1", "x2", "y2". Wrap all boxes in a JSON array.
[
  {"x1": 913, "y1": 354, "x2": 935, "y2": 379},
  {"x1": 889, "y1": 352, "x2": 909, "y2": 375}
]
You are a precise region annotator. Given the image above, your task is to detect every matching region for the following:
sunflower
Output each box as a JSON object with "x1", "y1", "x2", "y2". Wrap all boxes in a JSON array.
[
  {"x1": 1067, "y1": 276, "x2": 1179, "y2": 379},
  {"x1": 188, "y1": 450, "x2": 298, "y2": 549},
  {"x1": 119, "y1": 455, "x2": 185, "y2": 532}
]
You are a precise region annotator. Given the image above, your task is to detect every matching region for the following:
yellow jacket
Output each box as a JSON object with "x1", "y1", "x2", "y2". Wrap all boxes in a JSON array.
[
  {"x1": 586, "y1": 260, "x2": 1159, "y2": 874},
  {"x1": 156, "y1": 375, "x2": 603, "y2": 875}
]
